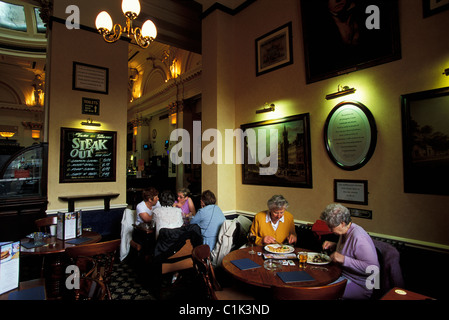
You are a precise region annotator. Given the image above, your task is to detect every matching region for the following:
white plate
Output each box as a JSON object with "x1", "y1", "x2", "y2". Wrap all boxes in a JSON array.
[
  {"x1": 264, "y1": 244, "x2": 295, "y2": 254},
  {"x1": 307, "y1": 252, "x2": 331, "y2": 265}
]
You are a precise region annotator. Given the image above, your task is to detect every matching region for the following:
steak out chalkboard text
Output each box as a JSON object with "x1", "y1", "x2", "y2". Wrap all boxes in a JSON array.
[{"x1": 60, "y1": 128, "x2": 117, "y2": 183}]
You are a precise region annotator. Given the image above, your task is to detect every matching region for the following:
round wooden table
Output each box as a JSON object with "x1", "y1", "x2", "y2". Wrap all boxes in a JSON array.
[
  {"x1": 20, "y1": 231, "x2": 101, "y2": 299},
  {"x1": 222, "y1": 246, "x2": 341, "y2": 288}
]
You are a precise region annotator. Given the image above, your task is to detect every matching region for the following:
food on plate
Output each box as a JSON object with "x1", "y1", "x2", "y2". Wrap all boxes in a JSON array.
[
  {"x1": 310, "y1": 254, "x2": 329, "y2": 263},
  {"x1": 267, "y1": 245, "x2": 291, "y2": 253}
]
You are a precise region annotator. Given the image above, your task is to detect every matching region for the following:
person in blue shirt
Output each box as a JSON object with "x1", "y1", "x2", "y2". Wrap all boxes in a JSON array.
[{"x1": 190, "y1": 190, "x2": 225, "y2": 251}]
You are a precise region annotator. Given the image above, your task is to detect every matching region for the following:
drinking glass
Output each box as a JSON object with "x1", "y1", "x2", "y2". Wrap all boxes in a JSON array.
[
  {"x1": 247, "y1": 232, "x2": 256, "y2": 254},
  {"x1": 298, "y1": 251, "x2": 308, "y2": 270}
]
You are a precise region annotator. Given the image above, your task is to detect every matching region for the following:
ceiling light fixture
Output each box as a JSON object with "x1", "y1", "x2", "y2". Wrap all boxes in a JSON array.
[
  {"x1": 256, "y1": 103, "x2": 275, "y2": 114},
  {"x1": 95, "y1": 0, "x2": 157, "y2": 49},
  {"x1": 325, "y1": 85, "x2": 356, "y2": 100}
]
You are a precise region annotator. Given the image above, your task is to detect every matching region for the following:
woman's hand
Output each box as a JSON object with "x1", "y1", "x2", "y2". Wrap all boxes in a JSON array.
[
  {"x1": 322, "y1": 241, "x2": 336, "y2": 251},
  {"x1": 330, "y1": 251, "x2": 345, "y2": 264}
]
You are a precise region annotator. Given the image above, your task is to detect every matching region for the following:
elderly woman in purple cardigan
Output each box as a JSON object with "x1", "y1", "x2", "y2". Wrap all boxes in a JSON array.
[{"x1": 321, "y1": 203, "x2": 379, "y2": 300}]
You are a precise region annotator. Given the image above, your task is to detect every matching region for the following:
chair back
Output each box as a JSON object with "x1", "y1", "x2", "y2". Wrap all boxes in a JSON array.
[
  {"x1": 70, "y1": 277, "x2": 107, "y2": 300},
  {"x1": 35, "y1": 216, "x2": 57, "y2": 233},
  {"x1": 192, "y1": 244, "x2": 222, "y2": 300},
  {"x1": 161, "y1": 239, "x2": 194, "y2": 274},
  {"x1": 271, "y1": 279, "x2": 347, "y2": 300},
  {"x1": 65, "y1": 239, "x2": 121, "y2": 299}
]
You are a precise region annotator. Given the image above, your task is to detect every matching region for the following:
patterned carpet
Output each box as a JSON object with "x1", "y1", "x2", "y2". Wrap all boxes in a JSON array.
[{"x1": 109, "y1": 259, "x2": 207, "y2": 300}]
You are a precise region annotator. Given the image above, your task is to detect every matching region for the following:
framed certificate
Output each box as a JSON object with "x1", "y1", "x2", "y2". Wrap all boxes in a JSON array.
[
  {"x1": 324, "y1": 101, "x2": 377, "y2": 171},
  {"x1": 334, "y1": 179, "x2": 368, "y2": 205},
  {"x1": 73, "y1": 62, "x2": 109, "y2": 94}
]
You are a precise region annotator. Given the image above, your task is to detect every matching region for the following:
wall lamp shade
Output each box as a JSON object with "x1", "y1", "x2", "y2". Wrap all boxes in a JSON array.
[
  {"x1": 326, "y1": 85, "x2": 356, "y2": 100},
  {"x1": 95, "y1": 0, "x2": 157, "y2": 49},
  {"x1": 81, "y1": 118, "x2": 101, "y2": 127},
  {"x1": 0, "y1": 132, "x2": 15, "y2": 138},
  {"x1": 256, "y1": 103, "x2": 275, "y2": 114}
]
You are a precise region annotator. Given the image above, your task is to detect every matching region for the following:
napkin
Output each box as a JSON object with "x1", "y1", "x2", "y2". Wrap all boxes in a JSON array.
[
  {"x1": 230, "y1": 258, "x2": 261, "y2": 270},
  {"x1": 277, "y1": 271, "x2": 315, "y2": 283}
]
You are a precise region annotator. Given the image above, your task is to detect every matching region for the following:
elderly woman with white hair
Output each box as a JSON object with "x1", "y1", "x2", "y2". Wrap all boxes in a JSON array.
[
  {"x1": 250, "y1": 195, "x2": 297, "y2": 246},
  {"x1": 321, "y1": 203, "x2": 379, "y2": 300}
]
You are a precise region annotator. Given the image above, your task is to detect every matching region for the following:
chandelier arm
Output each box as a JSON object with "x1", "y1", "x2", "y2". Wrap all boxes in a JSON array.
[
  {"x1": 133, "y1": 27, "x2": 150, "y2": 49},
  {"x1": 100, "y1": 23, "x2": 123, "y2": 43}
]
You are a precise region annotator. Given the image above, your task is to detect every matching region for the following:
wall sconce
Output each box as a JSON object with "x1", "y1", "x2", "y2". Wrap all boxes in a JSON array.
[
  {"x1": 256, "y1": 103, "x2": 275, "y2": 114},
  {"x1": 31, "y1": 130, "x2": 40, "y2": 139},
  {"x1": 0, "y1": 125, "x2": 18, "y2": 139},
  {"x1": 444, "y1": 68, "x2": 449, "y2": 76},
  {"x1": 95, "y1": 0, "x2": 157, "y2": 49},
  {"x1": 22, "y1": 122, "x2": 42, "y2": 139},
  {"x1": 325, "y1": 85, "x2": 356, "y2": 100},
  {"x1": 81, "y1": 118, "x2": 101, "y2": 127}
]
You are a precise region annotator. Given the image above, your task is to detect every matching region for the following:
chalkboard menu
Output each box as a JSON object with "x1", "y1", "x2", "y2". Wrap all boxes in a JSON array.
[{"x1": 60, "y1": 128, "x2": 117, "y2": 183}]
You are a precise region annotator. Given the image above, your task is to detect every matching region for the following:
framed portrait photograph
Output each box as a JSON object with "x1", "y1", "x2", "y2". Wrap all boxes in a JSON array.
[
  {"x1": 73, "y1": 62, "x2": 109, "y2": 94},
  {"x1": 241, "y1": 113, "x2": 312, "y2": 188},
  {"x1": 324, "y1": 101, "x2": 377, "y2": 171},
  {"x1": 300, "y1": 0, "x2": 401, "y2": 83},
  {"x1": 255, "y1": 22, "x2": 293, "y2": 77},
  {"x1": 401, "y1": 86, "x2": 449, "y2": 195},
  {"x1": 334, "y1": 179, "x2": 368, "y2": 205},
  {"x1": 423, "y1": 0, "x2": 449, "y2": 17}
]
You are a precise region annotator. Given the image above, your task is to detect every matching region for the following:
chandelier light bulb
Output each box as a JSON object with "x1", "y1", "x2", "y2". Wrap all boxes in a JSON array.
[
  {"x1": 141, "y1": 20, "x2": 157, "y2": 39},
  {"x1": 95, "y1": 11, "x2": 113, "y2": 31},
  {"x1": 122, "y1": 0, "x2": 141, "y2": 16}
]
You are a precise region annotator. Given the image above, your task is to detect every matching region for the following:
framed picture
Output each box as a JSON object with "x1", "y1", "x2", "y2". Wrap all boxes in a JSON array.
[
  {"x1": 401, "y1": 86, "x2": 449, "y2": 195},
  {"x1": 324, "y1": 101, "x2": 377, "y2": 171},
  {"x1": 334, "y1": 179, "x2": 368, "y2": 205},
  {"x1": 241, "y1": 113, "x2": 312, "y2": 188},
  {"x1": 59, "y1": 127, "x2": 117, "y2": 183},
  {"x1": 73, "y1": 62, "x2": 109, "y2": 94},
  {"x1": 423, "y1": 0, "x2": 449, "y2": 17},
  {"x1": 300, "y1": 0, "x2": 401, "y2": 83},
  {"x1": 255, "y1": 22, "x2": 293, "y2": 77}
]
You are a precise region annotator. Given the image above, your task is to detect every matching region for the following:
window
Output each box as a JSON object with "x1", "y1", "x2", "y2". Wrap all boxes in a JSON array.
[{"x1": 0, "y1": 1, "x2": 27, "y2": 32}]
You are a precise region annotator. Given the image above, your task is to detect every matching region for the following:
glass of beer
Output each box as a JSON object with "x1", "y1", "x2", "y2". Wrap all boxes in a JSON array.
[
  {"x1": 298, "y1": 251, "x2": 308, "y2": 270},
  {"x1": 247, "y1": 232, "x2": 256, "y2": 254}
]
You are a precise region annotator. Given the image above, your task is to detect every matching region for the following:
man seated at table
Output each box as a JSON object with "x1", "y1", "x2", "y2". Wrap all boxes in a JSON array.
[
  {"x1": 135, "y1": 187, "x2": 161, "y2": 225},
  {"x1": 250, "y1": 195, "x2": 297, "y2": 246}
]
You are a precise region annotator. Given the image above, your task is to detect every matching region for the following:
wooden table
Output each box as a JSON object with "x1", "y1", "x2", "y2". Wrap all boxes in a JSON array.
[
  {"x1": 0, "y1": 278, "x2": 46, "y2": 300},
  {"x1": 222, "y1": 246, "x2": 341, "y2": 288},
  {"x1": 381, "y1": 287, "x2": 435, "y2": 300},
  {"x1": 20, "y1": 231, "x2": 101, "y2": 299}
]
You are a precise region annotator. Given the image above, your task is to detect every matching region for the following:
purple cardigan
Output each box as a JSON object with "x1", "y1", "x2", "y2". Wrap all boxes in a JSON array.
[{"x1": 337, "y1": 223, "x2": 380, "y2": 299}]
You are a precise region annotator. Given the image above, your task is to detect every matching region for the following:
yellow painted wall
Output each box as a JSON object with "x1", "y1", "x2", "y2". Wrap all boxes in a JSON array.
[
  {"x1": 202, "y1": 0, "x2": 449, "y2": 247},
  {"x1": 46, "y1": 3, "x2": 128, "y2": 212}
]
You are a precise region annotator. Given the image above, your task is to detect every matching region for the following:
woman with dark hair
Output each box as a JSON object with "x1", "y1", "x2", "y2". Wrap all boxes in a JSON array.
[
  {"x1": 135, "y1": 187, "x2": 161, "y2": 225},
  {"x1": 190, "y1": 190, "x2": 225, "y2": 251},
  {"x1": 152, "y1": 190, "x2": 183, "y2": 238}
]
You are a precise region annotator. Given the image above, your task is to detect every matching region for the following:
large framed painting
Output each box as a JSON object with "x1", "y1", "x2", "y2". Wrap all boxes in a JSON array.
[
  {"x1": 423, "y1": 0, "x2": 449, "y2": 17},
  {"x1": 241, "y1": 113, "x2": 312, "y2": 188},
  {"x1": 401, "y1": 87, "x2": 449, "y2": 195},
  {"x1": 300, "y1": 0, "x2": 401, "y2": 83}
]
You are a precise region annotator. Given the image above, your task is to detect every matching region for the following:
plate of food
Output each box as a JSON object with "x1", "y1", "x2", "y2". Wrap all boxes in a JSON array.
[
  {"x1": 307, "y1": 252, "x2": 331, "y2": 265},
  {"x1": 264, "y1": 244, "x2": 295, "y2": 254}
]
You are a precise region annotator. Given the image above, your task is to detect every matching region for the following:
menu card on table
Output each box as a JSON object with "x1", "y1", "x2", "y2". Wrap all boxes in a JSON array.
[
  {"x1": 57, "y1": 211, "x2": 82, "y2": 240},
  {"x1": 231, "y1": 258, "x2": 261, "y2": 270},
  {"x1": 0, "y1": 241, "x2": 20, "y2": 295},
  {"x1": 277, "y1": 271, "x2": 315, "y2": 283}
]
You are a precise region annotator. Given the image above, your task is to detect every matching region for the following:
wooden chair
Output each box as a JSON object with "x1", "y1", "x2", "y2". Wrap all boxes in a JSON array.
[
  {"x1": 192, "y1": 244, "x2": 255, "y2": 300},
  {"x1": 65, "y1": 239, "x2": 121, "y2": 300},
  {"x1": 70, "y1": 277, "x2": 107, "y2": 300},
  {"x1": 161, "y1": 239, "x2": 194, "y2": 275},
  {"x1": 35, "y1": 216, "x2": 57, "y2": 233},
  {"x1": 271, "y1": 279, "x2": 348, "y2": 300}
]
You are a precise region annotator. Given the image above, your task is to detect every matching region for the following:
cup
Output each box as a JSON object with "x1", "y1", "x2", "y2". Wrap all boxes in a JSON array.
[
  {"x1": 33, "y1": 232, "x2": 44, "y2": 245},
  {"x1": 50, "y1": 225, "x2": 57, "y2": 236},
  {"x1": 298, "y1": 251, "x2": 308, "y2": 270}
]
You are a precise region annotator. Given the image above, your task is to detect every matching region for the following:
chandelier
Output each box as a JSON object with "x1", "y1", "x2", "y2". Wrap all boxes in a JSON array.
[{"x1": 95, "y1": 0, "x2": 157, "y2": 49}]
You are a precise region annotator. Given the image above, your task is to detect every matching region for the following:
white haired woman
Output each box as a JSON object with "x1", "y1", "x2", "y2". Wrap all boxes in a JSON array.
[{"x1": 321, "y1": 203, "x2": 379, "y2": 300}]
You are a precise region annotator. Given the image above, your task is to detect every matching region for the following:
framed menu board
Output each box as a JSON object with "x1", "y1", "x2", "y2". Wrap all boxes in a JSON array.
[
  {"x1": 59, "y1": 128, "x2": 116, "y2": 183},
  {"x1": 324, "y1": 101, "x2": 377, "y2": 171}
]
